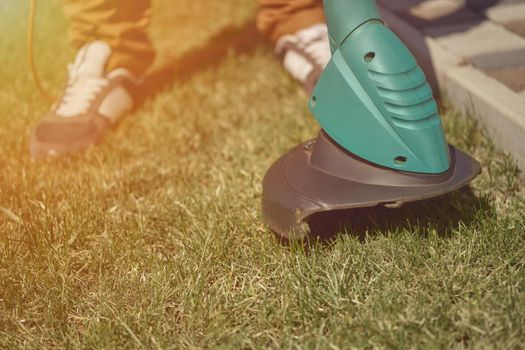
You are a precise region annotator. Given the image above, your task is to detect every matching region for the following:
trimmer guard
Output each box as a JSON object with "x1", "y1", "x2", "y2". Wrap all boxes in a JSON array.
[{"x1": 262, "y1": 131, "x2": 481, "y2": 240}]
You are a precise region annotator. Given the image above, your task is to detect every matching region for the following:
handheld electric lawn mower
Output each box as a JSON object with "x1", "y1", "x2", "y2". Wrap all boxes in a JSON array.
[{"x1": 261, "y1": 0, "x2": 482, "y2": 240}]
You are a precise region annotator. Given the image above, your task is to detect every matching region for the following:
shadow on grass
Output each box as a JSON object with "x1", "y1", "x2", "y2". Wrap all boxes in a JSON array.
[
  {"x1": 134, "y1": 21, "x2": 262, "y2": 105},
  {"x1": 280, "y1": 186, "x2": 493, "y2": 245}
]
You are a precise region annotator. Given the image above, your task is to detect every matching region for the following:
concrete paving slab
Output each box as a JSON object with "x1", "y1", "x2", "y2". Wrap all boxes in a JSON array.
[
  {"x1": 425, "y1": 21, "x2": 525, "y2": 68},
  {"x1": 468, "y1": 0, "x2": 524, "y2": 12},
  {"x1": 408, "y1": 0, "x2": 465, "y2": 17},
  {"x1": 400, "y1": 0, "x2": 482, "y2": 28},
  {"x1": 486, "y1": 2, "x2": 525, "y2": 22},
  {"x1": 505, "y1": 19, "x2": 525, "y2": 37},
  {"x1": 468, "y1": 48, "x2": 525, "y2": 69},
  {"x1": 485, "y1": 66, "x2": 525, "y2": 92},
  {"x1": 377, "y1": 0, "x2": 423, "y2": 13},
  {"x1": 444, "y1": 66, "x2": 525, "y2": 179}
]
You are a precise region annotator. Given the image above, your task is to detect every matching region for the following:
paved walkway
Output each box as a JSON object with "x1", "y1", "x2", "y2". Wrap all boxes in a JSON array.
[{"x1": 378, "y1": 0, "x2": 525, "y2": 180}]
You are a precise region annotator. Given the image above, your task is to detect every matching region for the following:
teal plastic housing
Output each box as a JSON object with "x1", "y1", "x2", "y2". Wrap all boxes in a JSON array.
[{"x1": 310, "y1": 0, "x2": 450, "y2": 174}]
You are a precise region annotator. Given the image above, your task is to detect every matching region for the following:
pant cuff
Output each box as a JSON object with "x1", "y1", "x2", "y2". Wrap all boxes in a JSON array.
[{"x1": 261, "y1": 7, "x2": 326, "y2": 44}]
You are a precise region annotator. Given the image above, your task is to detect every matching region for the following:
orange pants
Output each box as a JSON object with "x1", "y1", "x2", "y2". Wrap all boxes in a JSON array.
[{"x1": 62, "y1": 0, "x2": 324, "y2": 76}]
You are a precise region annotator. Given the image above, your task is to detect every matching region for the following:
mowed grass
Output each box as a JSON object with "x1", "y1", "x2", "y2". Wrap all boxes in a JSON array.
[{"x1": 1, "y1": 0, "x2": 524, "y2": 348}]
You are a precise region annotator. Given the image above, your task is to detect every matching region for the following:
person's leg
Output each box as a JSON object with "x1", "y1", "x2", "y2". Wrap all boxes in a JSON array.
[
  {"x1": 256, "y1": 0, "x2": 330, "y2": 93},
  {"x1": 63, "y1": 0, "x2": 155, "y2": 77},
  {"x1": 256, "y1": 0, "x2": 325, "y2": 44},
  {"x1": 29, "y1": 0, "x2": 154, "y2": 158}
]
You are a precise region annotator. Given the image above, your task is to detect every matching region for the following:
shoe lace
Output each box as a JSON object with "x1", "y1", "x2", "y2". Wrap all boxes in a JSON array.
[
  {"x1": 55, "y1": 63, "x2": 109, "y2": 118},
  {"x1": 298, "y1": 37, "x2": 331, "y2": 69},
  {"x1": 276, "y1": 24, "x2": 331, "y2": 82}
]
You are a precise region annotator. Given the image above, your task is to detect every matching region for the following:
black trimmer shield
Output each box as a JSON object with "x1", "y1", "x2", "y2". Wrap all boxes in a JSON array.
[{"x1": 262, "y1": 131, "x2": 482, "y2": 240}]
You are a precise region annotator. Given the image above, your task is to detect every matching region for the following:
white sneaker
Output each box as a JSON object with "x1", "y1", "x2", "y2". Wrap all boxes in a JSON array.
[
  {"x1": 30, "y1": 41, "x2": 139, "y2": 158},
  {"x1": 275, "y1": 23, "x2": 331, "y2": 93}
]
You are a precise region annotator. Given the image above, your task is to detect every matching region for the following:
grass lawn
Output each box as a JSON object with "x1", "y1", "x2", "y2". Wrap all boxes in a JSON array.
[{"x1": 1, "y1": 0, "x2": 524, "y2": 348}]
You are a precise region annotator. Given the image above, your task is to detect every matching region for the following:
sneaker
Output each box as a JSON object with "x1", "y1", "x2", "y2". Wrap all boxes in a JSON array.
[
  {"x1": 275, "y1": 23, "x2": 331, "y2": 94},
  {"x1": 29, "y1": 41, "x2": 139, "y2": 158}
]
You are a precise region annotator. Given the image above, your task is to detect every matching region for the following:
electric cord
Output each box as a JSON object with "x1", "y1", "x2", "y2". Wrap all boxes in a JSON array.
[{"x1": 28, "y1": 0, "x2": 56, "y2": 101}]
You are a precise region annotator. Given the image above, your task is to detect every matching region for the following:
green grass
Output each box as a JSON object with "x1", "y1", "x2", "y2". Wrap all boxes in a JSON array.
[{"x1": 1, "y1": 0, "x2": 524, "y2": 348}]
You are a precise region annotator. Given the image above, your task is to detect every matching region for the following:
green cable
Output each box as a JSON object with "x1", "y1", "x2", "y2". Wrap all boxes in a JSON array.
[{"x1": 28, "y1": 0, "x2": 56, "y2": 102}]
